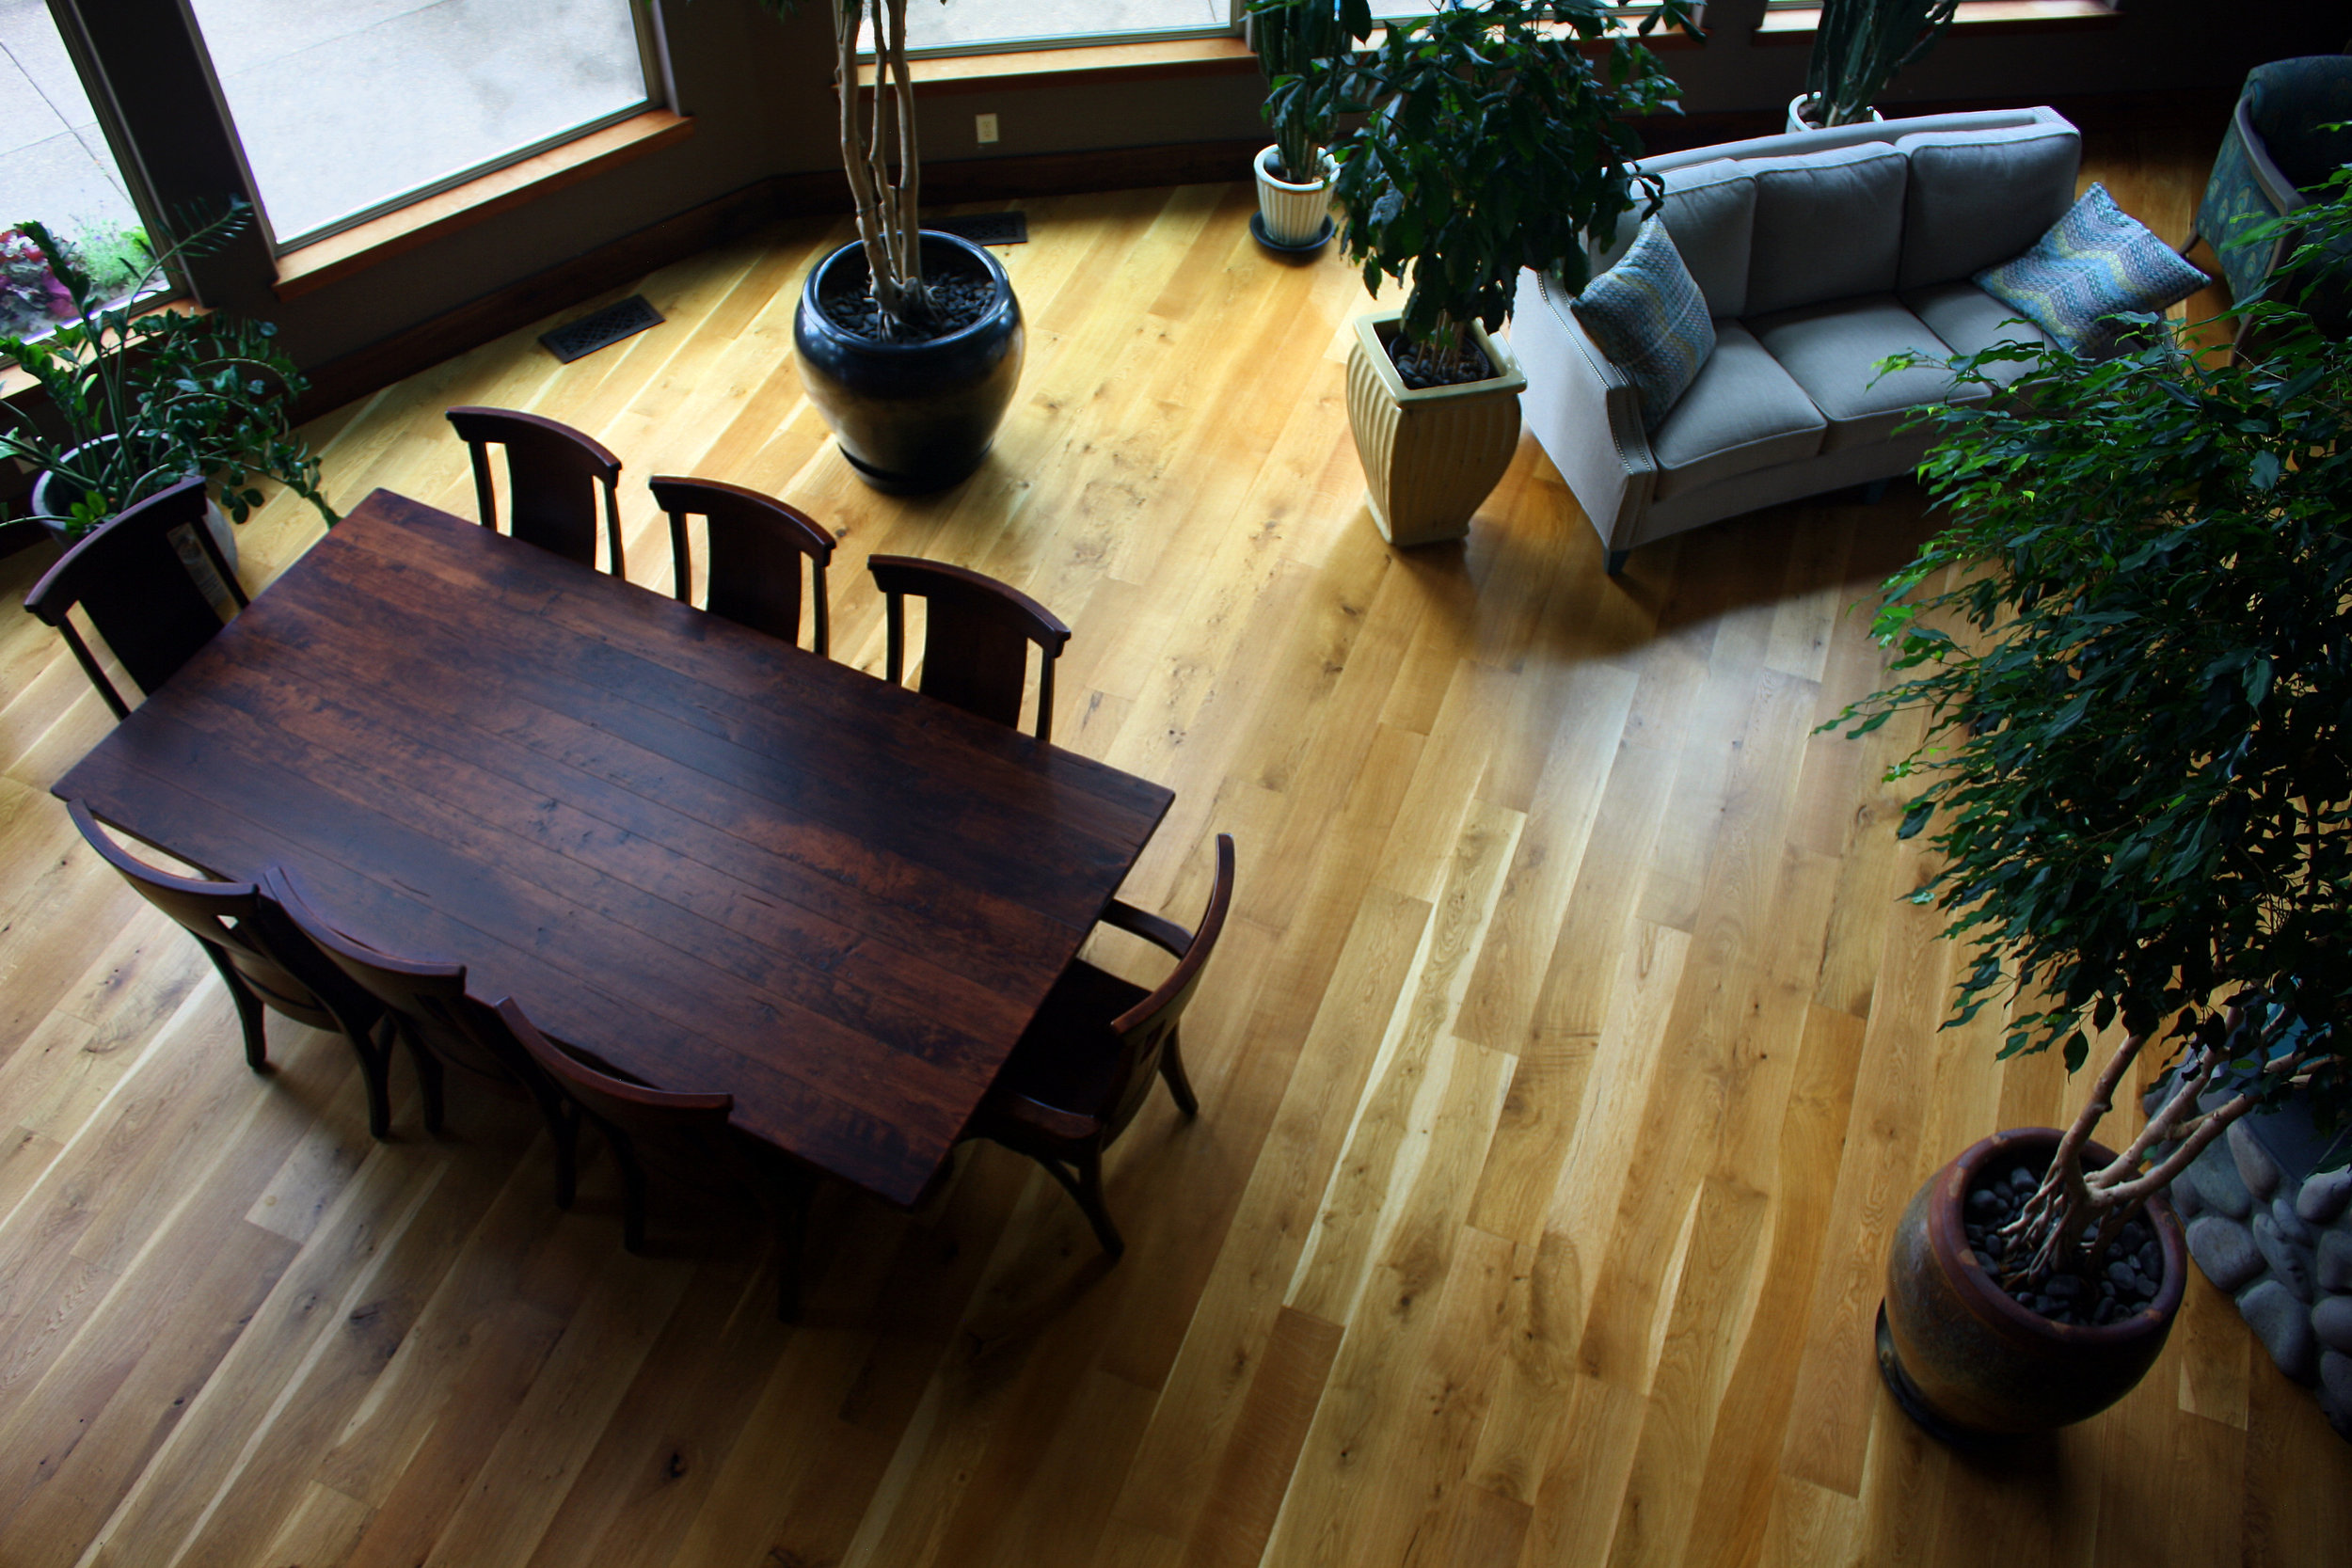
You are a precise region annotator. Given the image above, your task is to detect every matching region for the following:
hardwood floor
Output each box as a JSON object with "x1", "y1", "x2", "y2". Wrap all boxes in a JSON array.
[{"x1": 2, "y1": 112, "x2": 2343, "y2": 1566}]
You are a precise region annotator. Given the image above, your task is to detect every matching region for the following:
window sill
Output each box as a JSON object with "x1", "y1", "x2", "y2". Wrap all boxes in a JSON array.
[
  {"x1": 862, "y1": 14, "x2": 1704, "y2": 94},
  {"x1": 1754, "y1": 1, "x2": 2117, "y2": 40},
  {"x1": 272, "y1": 108, "x2": 694, "y2": 301}
]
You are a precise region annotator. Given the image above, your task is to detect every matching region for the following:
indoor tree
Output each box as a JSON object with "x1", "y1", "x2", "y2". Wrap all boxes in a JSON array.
[
  {"x1": 1828, "y1": 182, "x2": 2352, "y2": 1289},
  {"x1": 1311, "y1": 0, "x2": 1692, "y2": 386},
  {"x1": 762, "y1": 0, "x2": 939, "y2": 335},
  {"x1": 1250, "y1": 0, "x2": 1374, "y2": 186},
  {"x1": 1797, "y1": 0, "x2": 1958, "y2": 130}
]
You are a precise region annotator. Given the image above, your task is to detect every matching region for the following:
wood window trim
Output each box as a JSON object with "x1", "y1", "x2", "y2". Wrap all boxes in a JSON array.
[
  {"x1": 862, "y1": 14, "x2": 1704, "y2": 97},
  {"x1": 1753, "y1": 0, "x2": 2119, "y2": 42},
  {"x1": 270, "y1": 108, "x2": 694, "y2": 301}
]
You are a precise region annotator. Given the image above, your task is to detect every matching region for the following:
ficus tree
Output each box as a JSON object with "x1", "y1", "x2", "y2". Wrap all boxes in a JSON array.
[
  {"x1": 1310, "y1": 0, "x2": 1691, "y2": 385},
  {"x1": 1828, "y1": 178, "x2": 2352, "y2": 1287}
]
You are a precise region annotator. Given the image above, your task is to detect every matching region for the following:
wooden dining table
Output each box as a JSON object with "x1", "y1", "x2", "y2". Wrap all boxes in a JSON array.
[{"x1": 53, "y1": 489, "x2": 1173, "y2": 1208}]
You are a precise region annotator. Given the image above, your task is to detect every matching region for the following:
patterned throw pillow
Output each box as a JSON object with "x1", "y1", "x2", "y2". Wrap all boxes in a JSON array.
[
  {"x1": 1572, "y1": 217, "x2": 1716, "y2": 434},
  {"x1": 1973, "y1": 182, "x2": 2209, "y2": 357}
]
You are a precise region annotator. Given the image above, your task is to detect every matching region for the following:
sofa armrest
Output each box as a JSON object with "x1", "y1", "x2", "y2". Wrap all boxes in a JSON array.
[{"x1": 1509, "y1": 266, "x2": 1656, "y2": 553}]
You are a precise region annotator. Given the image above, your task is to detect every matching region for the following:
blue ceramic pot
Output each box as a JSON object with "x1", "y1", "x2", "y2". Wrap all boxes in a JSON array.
[{"x1": 791, "y1": 230, "x2": 1023, "y2": 495}]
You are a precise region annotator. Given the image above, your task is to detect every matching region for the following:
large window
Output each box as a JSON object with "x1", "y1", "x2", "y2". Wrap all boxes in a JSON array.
[
  {"x1": 0, "y1": 0, "x2": 152, "y2": 336},
  {"x1": 183, "y1": 0, "x2": 657, "y2": 250}
]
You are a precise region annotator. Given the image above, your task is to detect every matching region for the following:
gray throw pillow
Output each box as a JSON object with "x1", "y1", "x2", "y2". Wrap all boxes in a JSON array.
[{"x1": 1572, "y1": 217, "x2": 1718, "y2": 435}]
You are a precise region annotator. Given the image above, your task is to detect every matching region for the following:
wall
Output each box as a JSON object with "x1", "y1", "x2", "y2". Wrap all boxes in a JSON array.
[{"x1": 63, "y1": 1, "x2": 2352, "y2": 388}]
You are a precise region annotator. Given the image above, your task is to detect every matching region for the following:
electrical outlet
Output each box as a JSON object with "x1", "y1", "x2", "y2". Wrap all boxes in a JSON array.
[{"x1": 975, "y1": 113, "x2": 999, "y2": 145}]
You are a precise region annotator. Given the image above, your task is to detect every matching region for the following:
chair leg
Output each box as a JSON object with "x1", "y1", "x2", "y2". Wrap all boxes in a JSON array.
[
  {"x1": 525, "y1": 1085, "x2": 580, "y2": 1211},
  {"x1": 1036, "y1": 1148, "x2": 1123, "y2": 1259},
  {"x1": 773, "y1": 1167, "x2": 818, "y2": 1323},
  {"x1": 1159, "y1": 1037, "x2": 1200, "y2": 1118},
  {"x1": 199, "y1": 942, "x2": 270, "y2": 1072},
  {"x1": 353, "y1": 1017, "x2": 396, "y2": 1141},
  {"x1": 401, "y1": 1027, "x2": 447, "y2": 1135},
  {"x1": 1604, "y1": 548, "x2": 1629, "y2": 577}
]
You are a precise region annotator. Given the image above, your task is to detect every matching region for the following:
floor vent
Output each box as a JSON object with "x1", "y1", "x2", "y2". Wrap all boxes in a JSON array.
[
  {"x1": 540, "y1": 294, "x2": 665, "y2": 363},
  {"x1": 927, "y1": 212, "x2": 1029, "y2": 245}
]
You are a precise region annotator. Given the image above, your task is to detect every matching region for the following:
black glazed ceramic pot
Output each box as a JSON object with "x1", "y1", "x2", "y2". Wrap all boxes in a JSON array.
[{"x1": 791, "y1": 230, "x2": 1023, "y2": 495}]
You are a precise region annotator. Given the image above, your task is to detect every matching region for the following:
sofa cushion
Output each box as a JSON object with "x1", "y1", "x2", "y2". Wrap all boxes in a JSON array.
[
  {"x1": 1975, "y1": 182, "x2": 2210, "y2": 357},
  {"x1": 1896, "y1": 123, "x2": 2083, "y2": 292},
  {"x1": 1573, "y1": 218, "x2": 1717, "y2": 434},
  {"x1": 1745, "y1": 144, "x2": 1909, "y2": 318},
  {"x1": 1648, "y1": 322, "x2": 1827, "y2": 500},
  {"x1": 1592, "y1": 160, "x2": 1758, "y2": 318},
  {"x1": 1749, "y1": 294, "x2": 1965, "y2": 452},
  {"x1": 1900, "y1": 282, "x2": 2052, "y2": 386}
]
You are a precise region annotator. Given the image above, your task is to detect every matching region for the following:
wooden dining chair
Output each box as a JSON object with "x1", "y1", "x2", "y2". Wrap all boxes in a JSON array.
[
  {"x1": 68, "y1": 800, "x2": 404, "y2": 1138},
  {"x1": 962, "y1": 832, "x2": 1234, "y2": 1258},
  {"x1": 649, "y1": 475, "x2": 834, "y2": 654},
  {"x1": 445, "y1": 405, "x2": 626, "y2": 576},
  {"x1": 495, "y1": 998, "x2": 821, "y2": 1320},
  {"x1": 24, "y1": 476, "x2": 244, "y2": 719},
  {"x1": 266, "y1": 869, "x2": 579, "y2": 1201},
  {"x1": 868, "y1": 555, "x2": 1072, "y2": 741}
]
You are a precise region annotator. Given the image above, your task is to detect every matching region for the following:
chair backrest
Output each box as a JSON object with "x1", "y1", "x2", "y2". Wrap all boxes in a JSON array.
[
  {"x1": 494, "y1": 996, "x2": 742, "y2": 1190},
  {"x1": 69, "y1": 799, "x2": 360, "y2": 1029},
  {"x1": 649, "y1": 475, "x2": 834, "y2": 654},
  {"x1": 868, "y1": 554, "x2": 1072, "y2": 741},
  {"x1": 264, "y1": 867, "x2": 528, "y2": 1085},
  {"x1": 445, "y1": 406, "x2": 625, "y2": 575},
  {"x1": 1103, "y1": 832, "x2": 1235, "y2": 1135},
  {"x1": 24, "y1": 476, "x2": 244, "y2": 718}
]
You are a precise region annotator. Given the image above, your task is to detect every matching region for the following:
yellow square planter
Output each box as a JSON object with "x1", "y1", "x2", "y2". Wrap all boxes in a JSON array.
[{"x1": 1344, "y1": 309, "x2": 1527, "y2": 547}]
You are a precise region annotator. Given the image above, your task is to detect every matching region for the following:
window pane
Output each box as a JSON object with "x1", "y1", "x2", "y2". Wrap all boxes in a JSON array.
[
  {"x1": 0, "y1": 0, "x2": 151, "y2": 334},
  {"x1": 904, "y1": 0, "x2": 1229, "y2": 53},
  {"x1": 184, "y1": 0, "x2": 650, "y2": 247}
]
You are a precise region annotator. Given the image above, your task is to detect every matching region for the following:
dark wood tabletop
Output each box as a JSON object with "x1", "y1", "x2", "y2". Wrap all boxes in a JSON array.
[{"x1": 55, "y1": 489, "x2": 1173, "y2": 1207}]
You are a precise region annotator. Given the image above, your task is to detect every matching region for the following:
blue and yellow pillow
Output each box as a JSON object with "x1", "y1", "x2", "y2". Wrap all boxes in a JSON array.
[
  {"x1": 1974, "y1": 182, "x2": 2208, "y2": 358},
  {"x1": 1573, "y1": 217, "x2": 1716, "y2": 434}
]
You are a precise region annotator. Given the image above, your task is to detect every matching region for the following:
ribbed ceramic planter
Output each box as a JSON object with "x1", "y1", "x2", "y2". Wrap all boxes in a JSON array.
[
  {"x1": 1881, "y1": 1127, "x2": 2186, "y2": 1441},
  {"x1": 1343, "y1": 310, "x2": 1526, "y2": 547},
  {"x1": 1253, "y1": 146, "x2": 1336, "y2": 249}
]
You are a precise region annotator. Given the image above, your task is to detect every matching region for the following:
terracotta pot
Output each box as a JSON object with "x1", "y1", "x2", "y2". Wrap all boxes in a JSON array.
[
  {"x1": 1880, "y1": 1126, "x2": 2186, "y2": 1440},
  {"x1": 792, "y1": 230, "x2": 1024, "y2": 495},
  {"x1": 1343, "y1": 310, "x2": 1526, "y2": 547},
  {"x1": 1253, "y1": 145, "x2": 1336, "y2": 250}
]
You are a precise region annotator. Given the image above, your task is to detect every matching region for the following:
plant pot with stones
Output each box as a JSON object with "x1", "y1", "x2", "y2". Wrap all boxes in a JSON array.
[
  {"x1": 792, "y1": 230, "x2": 1024, "y2": 496},
  {"x1": 1343, "y1": 309, "x2": 1526, "y2": 547},
  {"x1": 1880, "y1": 1127, "x2": 2186, "y2": 1442},
  {"x1": 1253, "y1": 145, "x2": 1338, "y2": 251}
]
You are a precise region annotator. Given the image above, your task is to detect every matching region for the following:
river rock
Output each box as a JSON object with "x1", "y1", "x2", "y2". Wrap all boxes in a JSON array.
[
  {"x1": 2314, "y1": 1295, "x2": 2352, "y2": 1356},
  {"x1": 2319, "y1": 1230, "x2": 2352, "y2": 1295},
  {"x1": 2239, "y1": 1279, "x2": 2319, "y2": 1384},
  {"x1": 2188, "y1": 1215, "x2": 2265, "y2": 1291},
  {"x1": 2188, "y1": 1144, "x2": 2255, "y2": 1220},
  {"x1": 2172, "y1": 1178, "x2": 2206, "y2": 1219},
  {"x1": 2326, "y1": 1352, "x2": 2352, "y2": 1414},
  {"x1": 2299, "y1": 1168, "x2": 2352, "y2": 1226},
  {"x1": 2230, "y1": 1121, "x2": 2281, "y2": 1200},
  {"x1": 2253, "y1": 1212, "x2": 2315, "y2": 1301}
]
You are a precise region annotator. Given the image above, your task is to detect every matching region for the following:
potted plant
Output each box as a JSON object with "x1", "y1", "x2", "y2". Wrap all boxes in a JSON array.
[
  {"x1": 1247, "y1": 0, "x2": 1373, "y2": 252},
  {"x1": 1312, "y1": 0, "x2": 1689, "y2": 546},
  {"x1": 0, "y1": 208, "x2": 334, "y2": 559},
  {"x1": 769, "y1": 0, "x2": 1023, "y2": 495},
  {"x1": 1788, "y1": 0, "x2": 1958, "y2": 132},
  {"x1": 1827, "y1": 182, "x2": 2352, "y2": 1439}
]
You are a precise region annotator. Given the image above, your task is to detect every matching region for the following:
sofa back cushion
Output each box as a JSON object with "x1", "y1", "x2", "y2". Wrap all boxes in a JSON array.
[
  {"x1": 1591, "y1": 160, "x2": 1757, "y2": 318},
  {"x1": 1896, "y1": 123, "x2": 2083, "y2": 291},
  {"x1": 1743, "y1": 144, "x2": 1909, "y2": 318}
]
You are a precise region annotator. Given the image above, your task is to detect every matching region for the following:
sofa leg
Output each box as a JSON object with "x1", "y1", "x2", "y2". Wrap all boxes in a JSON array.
[
  {"x1": 1604, "y1": 548, "x2": 1629, "y2": 577},
  {"x1": 1859, "y1": 477, "x2": 1891, "y2": 504}
]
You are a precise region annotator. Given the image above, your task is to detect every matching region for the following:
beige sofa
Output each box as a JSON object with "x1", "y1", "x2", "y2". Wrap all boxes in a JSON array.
[{"x1": 1509, "y1": 107, "x2": 2082, "y2": 573}]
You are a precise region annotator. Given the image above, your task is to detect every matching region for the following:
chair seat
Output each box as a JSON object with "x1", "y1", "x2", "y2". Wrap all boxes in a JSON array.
[
  {"x1": 988, "y1": 958, "x2": 1152, "y2": 1123},
  {"x1": 1648, "y1": 321, "x2": 1826, "y2": 501},
  {"x1": 1749, "y1": 293, "x2": 1969, "y2": 452}
]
